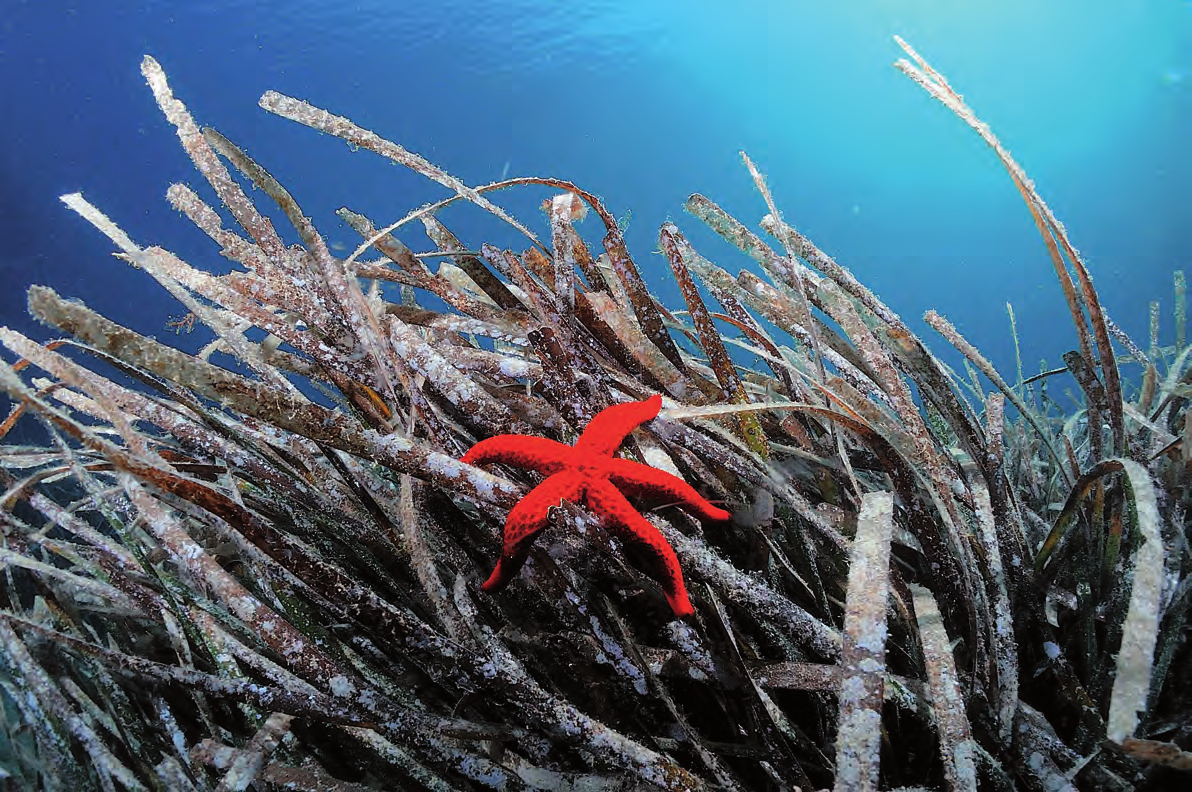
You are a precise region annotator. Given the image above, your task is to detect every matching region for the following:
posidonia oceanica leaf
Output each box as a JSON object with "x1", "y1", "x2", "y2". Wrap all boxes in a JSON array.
[
  {"x1": 1034, "y1": 459, "x2": 1128, "y2": 574},
  {"x1": 1106, "y1": 458, "x2": 1164, "y2": 744}
]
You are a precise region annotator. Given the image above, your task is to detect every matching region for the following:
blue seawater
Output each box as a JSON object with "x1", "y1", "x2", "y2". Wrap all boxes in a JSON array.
[{"x1": 1, "y1": 1, "x2": 1187, "y2": 406}]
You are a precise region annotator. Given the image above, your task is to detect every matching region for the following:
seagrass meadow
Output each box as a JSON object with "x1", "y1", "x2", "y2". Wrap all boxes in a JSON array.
[{"x1": 0, "y1": 36, "x2": 1188, "y2": 791}]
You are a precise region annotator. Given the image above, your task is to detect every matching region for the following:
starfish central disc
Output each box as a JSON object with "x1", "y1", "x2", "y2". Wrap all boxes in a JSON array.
[{"x1": 461, "y1": 394, "x2": 730, "y2": 617}]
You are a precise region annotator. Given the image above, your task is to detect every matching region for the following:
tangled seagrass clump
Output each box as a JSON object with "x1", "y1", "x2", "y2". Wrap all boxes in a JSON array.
[{"x1": 0, "y1": 37, "x2": 1188, "y2": 791}]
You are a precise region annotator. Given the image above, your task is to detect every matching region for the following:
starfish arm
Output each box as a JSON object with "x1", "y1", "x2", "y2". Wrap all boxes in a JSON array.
[
  {"x1": 605, "y1": 457, "x2": 731, "y2": 523},
  {"x1": 462, "y1": 435, "x2": 575, "y2": 475},
  {"x1": 574, "y1": 394, "x2": 662, "y2": 456},
  {"x1": 481, "y1": 472, "x2": 584, "y2": 593},
  {"x1": 583, "y1": 478, "x2": 694, "y2": 617}
]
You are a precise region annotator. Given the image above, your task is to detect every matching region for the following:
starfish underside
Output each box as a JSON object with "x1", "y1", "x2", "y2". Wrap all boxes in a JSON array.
[{"x1": 461, "y1": 394, "x2": 730, "y2": 617}]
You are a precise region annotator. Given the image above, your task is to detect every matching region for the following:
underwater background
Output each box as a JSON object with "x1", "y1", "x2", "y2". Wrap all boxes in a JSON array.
[
  {"x1": 1, "y1": 0, "x2": 1187, "y2": 392},
  {"x1": 1, "y1": 5, "x2": 1190, "y2": 788}
]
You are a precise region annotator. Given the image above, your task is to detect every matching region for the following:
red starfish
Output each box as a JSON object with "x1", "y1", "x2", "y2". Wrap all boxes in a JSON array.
[{"x1": 462, "y1": 394, "x2": 730, "y2": 617}]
